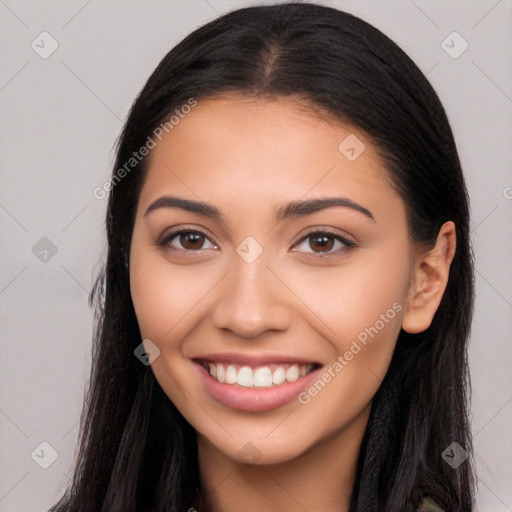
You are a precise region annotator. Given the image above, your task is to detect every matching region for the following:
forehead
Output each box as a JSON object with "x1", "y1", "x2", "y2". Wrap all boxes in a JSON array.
[{"x1": 139, "y1": 95, "x2": 404, "y2": 226}]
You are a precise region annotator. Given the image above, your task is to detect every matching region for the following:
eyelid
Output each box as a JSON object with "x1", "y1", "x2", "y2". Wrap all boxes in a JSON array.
[
  {"x1": 290, "y1": 227, "x2": 356, "y2": 258},
  {"x1": 292, "y1": 226, "x2": 356, "y2": 245}
]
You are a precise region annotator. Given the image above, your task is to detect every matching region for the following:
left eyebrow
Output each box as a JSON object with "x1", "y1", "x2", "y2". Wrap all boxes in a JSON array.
[
  {"x1": 274, "y1": 196, "x2": 376, "y2": 223},
  {"x1": 144, "y1": 195, "x2": 376, "y2": 223}
]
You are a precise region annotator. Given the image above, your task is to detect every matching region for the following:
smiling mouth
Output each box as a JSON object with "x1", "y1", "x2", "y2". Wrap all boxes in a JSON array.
[{"x1": 196, "y1": 360, "x2": 320, "y2": 388}]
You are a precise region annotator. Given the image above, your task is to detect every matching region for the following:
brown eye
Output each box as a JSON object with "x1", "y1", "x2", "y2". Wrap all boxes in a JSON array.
[
  {"x1": 157, "y1": 229, "x2": 217, "y2": 252},
  {"x1": 292, "y1": 230, "x2": 356, "y2": 257},
  {"x1": 180, "y1": 231, "x2": 206, "y2": 250},
  {"x1": 308, "y1": 233, "x2": 334, "y2": 252}
]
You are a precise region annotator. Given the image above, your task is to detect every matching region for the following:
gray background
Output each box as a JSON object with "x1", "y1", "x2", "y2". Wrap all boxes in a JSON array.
[{"x1": 0, "y1": 1, "x2": 511, "y2": 510}]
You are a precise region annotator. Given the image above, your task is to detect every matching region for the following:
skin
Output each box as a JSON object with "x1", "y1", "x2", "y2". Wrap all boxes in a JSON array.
[{"x1": 129, "y1": 94, "x2": 456, "y2": 512}]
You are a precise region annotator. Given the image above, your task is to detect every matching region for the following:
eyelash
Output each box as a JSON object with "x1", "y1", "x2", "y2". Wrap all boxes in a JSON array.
[{"x1": 154, "y1": 227, "x2": 357, "y2": 258}]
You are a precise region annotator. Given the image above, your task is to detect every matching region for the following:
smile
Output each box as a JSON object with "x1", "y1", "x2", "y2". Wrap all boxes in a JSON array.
[
  {"x1": 193, "y1": 355, "x2": 323, "y2": 411},
  {"x1": 199, "y1": 360, "x2": 318, "y2": 388}
]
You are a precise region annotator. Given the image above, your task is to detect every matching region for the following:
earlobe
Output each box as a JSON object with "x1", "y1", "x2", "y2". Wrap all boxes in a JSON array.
[{"x1": 401, "y1": 221, "x2": 456, "y2": 334}]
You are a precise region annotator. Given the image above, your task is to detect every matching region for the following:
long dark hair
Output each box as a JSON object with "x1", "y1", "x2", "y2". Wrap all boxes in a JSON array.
[{"x1": 50, "y1": 3, "x2": 475, "y2": 511}]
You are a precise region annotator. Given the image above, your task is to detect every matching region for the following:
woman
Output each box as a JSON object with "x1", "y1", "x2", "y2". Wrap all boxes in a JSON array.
[{"x1": 50, "y1": 3, "x2": 475, "y2": 511}]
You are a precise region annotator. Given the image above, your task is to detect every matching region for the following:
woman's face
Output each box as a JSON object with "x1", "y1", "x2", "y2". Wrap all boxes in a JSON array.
[{"x1": 129, "y1": 95, "x2": 415, "y2": 465}]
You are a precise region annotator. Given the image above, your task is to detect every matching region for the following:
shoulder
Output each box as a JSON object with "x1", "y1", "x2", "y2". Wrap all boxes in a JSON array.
[{"x1": 417, "y1": 496, "x2": 445, "y2": 511}]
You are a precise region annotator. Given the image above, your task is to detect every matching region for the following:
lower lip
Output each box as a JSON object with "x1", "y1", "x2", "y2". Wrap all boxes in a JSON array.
[{"x1": 194, "y1": 362, "x2": 322, "y2": 412}]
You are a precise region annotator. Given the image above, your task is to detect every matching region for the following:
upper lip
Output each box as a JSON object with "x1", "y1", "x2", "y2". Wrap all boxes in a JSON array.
[{"x1": 192, "y1": 352, "x2": 321, "y2": 367}]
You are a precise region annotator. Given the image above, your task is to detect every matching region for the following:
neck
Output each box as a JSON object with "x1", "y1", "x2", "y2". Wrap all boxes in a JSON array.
[{"x1": 196, "y1": 405, "x2": 371, "y2": 512}]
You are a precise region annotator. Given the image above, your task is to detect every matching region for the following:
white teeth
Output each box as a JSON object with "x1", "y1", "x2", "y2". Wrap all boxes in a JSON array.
[
  {"x1": 272, "y1": 367, "x2": 286, "y2": 385},
  {"x1": 253, "y1": 367, "x2": 272, "y2": 387},
  {"x1": 237, "y1": 366, "x2": 253, "y2": 387},
  {"x1": 285, "y1": 364, "x2": 299, "y2": 382},
  {"x1": 216, "y1": 363, "x2": 225, "y2": 383},
  {"x1": 205, "y1": 361, "x2": 315, "y2": 388},
  {"x1": 226, "y1": 365, "x2": 237, "y2": 384}
]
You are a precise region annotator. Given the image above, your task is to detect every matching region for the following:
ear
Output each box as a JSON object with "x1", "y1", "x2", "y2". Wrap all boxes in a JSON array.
[{"x1": 401, "y1": 221, "x2": 456, "y2": 334}]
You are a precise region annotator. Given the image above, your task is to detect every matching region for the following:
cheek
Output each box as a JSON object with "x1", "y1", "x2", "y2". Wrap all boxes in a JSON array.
[
  {"x1": 129, "y1": 251, "x2": 213, "y2": 410},
  {"x1": 130, "y1": 259, "x2": 175, "y2": 340},
  {"x1": 131, "y1": 261, "x2": 186, "y2": 339},
  {"x1": 129, "y1": 247, "x2": 222, "y2": 349},
  {"x1": 348, "y1": 254, "x2": 408, "y2": 366},
  {"x1": 290, "y1": 253, "x2": 407, "y2": 424},
  {"x1": 282, "y1": 248, "x2": 408, "y2": 349}
]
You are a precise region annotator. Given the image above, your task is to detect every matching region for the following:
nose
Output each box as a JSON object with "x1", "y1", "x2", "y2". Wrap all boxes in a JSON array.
[{"x1": 212, "y1": 255, "x2": 293, "y2": 338}]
